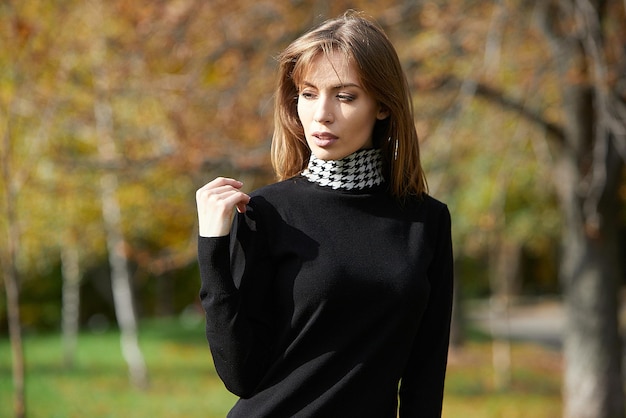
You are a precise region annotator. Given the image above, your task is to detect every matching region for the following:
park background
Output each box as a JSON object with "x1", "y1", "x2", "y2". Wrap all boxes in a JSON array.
[{"x1": 1, "y1": 0, "x2": 625, "y2": 417}]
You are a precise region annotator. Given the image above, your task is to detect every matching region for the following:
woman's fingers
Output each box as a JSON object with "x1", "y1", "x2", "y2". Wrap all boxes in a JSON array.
[
  {"x1": 235, "y1": 201, "x2": 248, "y2": 214},
  {"x1": 196, "y1": 177, "x2": 250, "y2": 237},
  {"x1": 196, "y1": 177, "x2": 242, "y2": 199},
  {"x1": 203, "y1": 176, "x2": 243, "y2": 190}
]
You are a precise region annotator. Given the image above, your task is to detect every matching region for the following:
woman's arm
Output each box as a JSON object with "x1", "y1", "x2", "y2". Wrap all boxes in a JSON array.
[
  {"x1": 196, "y1": 178, "x2": 273, "y2": 398},
  {"x1": 399, "y1": 205, "x2": 454, "y2": 417}
]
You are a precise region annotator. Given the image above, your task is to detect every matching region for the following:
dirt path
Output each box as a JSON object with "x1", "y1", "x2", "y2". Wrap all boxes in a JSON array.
[{"x1": 467, "y1": 298, "x2": 564, "y2": 349}]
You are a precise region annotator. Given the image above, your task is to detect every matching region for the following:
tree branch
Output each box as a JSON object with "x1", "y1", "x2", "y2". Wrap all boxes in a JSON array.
[{"x1": 473, "y1": 82, "x2": 565, "y2": 142}]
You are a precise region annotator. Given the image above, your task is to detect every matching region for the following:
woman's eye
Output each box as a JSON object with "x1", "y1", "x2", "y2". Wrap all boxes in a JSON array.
[
  {"x1": 300, "y1": 91, "x2": 316, "y2": 99},
  {"x1": 337, "y1": 94, "x2": 355, "y2": 102}
]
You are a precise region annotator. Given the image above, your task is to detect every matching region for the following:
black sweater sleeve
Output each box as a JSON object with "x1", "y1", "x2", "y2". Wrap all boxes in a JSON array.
[
  {"x1": 398, "y1": 204, "x2": 454, "y2": 417},
  {"x1": 197, "y1": 205, "x2": 274, "y2": 398}
]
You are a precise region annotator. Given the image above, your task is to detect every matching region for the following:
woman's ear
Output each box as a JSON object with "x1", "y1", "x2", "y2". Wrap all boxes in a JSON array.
[{"x1": 377, "y1": 106, "x2": 390, "y2": 120}]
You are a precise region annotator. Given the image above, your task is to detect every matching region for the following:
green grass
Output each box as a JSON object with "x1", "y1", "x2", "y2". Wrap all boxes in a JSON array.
[
  {"x1": 443, "y1": 341, "x2": 562, "y2": 417},
  {"x1": 1, "y1": 317, "x2": 561, "y2": 417},
  {"x1": 1, "y1": 317, "x2": 237, "y2": 418}
]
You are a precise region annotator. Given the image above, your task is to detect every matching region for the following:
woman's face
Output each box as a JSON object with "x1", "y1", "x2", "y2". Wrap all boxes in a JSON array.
[{"x1": 297, "y1": 51, "x2": 388, "y2": 161}]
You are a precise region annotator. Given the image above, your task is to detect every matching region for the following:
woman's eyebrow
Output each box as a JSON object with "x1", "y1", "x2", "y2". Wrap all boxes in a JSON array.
[{"x1": 300, "y1": 81, "x2": 362, "y2": 90}]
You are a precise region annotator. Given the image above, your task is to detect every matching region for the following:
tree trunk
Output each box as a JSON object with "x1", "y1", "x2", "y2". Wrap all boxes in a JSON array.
[
  {"x1": 98, "y1": 168, "x2": 149, "y2": 389},
  {"x1": 556, "y1": 89, "x2": 624, "y2": 417},
  {"x1": 89, "y1": 0, "x2": 148, "y2": 389},
  {"x1": 1, "y1": 247, "x2": 25, "y2": 418},
  {"x1": 2, "y1": 237, "x2": 26, "y2": 418},
  {"x1": 559, "y1": 151, "x2": 624, "y2": 418},
  {"x1": 536, "y1": 1, "x2": 625, "y2": 416},
  {"x1": 488, "y1": 239, "x2": 520, "y2": 390},
  {"x1": 93, "y1": 95, "x2": 149, "y2": 388},
  {"x1": 2, "y1": 127, "x2": 26, "y2": 418},
  {"x1": 61, "y1": 242, "x2": 81, "y2": 368}
]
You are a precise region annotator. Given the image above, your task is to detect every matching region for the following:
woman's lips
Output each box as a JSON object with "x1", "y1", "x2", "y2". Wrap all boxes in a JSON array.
[{"x1": 312, "y1": 132, "x2": 338, "y2": 147}]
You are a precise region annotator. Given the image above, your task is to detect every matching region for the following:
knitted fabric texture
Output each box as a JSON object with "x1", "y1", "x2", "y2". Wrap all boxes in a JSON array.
[{"x1": 302, "y1": 149, "x2": 384, "y2": 190}]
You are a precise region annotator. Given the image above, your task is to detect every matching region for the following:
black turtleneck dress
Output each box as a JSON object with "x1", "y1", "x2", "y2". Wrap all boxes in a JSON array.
[{"x1": 198, "y1": 150, "x2": 453, "y2": 418}]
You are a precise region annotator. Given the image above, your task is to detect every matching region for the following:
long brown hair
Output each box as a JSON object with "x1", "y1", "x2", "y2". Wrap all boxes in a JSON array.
[{"x1": 271, "y1": 11, "x2": 427, "y2": 199}]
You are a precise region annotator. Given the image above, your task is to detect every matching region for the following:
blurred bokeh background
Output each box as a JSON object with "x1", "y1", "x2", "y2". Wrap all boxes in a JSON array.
[{"x1": 1, "y1": 1, "x2": 625, "y2": 417}]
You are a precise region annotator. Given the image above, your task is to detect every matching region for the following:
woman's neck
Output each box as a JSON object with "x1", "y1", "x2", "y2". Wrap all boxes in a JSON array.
[{"x1": 302, "y1": 148, "x2": 385, "y2": 190}]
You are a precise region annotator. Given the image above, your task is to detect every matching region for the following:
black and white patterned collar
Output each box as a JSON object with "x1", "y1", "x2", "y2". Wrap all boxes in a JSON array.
[{"x1": 302, "y1": 148, "x2": 385, "y2": 190}]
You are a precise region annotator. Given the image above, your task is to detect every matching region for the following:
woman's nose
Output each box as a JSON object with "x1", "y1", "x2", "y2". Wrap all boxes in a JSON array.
[{"x1": 313, "y1": 97, "x2": 333, "y2": 123}]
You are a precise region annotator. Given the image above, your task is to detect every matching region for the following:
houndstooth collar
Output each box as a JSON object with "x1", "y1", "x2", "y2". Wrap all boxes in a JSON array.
[{"x1": 302, "y1": 148, "x2": 385, "y2": 190}]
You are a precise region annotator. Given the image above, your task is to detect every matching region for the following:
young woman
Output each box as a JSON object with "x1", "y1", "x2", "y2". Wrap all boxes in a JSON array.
[{"x1": 196, "y1": 11, "x2": 453, "y2": 418}]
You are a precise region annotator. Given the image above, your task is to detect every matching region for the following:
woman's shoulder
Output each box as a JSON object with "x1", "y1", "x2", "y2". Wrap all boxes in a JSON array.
[
  {"x1": 249, "y1": 176, "x2": 306, "y2": 200},
  {"x1": 244, "y1": 176, "x2": 313, "y2": 215},
  {"x1": 403, "y1": 193, "x2": 449, "y2": 216},
  {"x1": 416, "y1": 193, "x2": 447, "y2": 209}
]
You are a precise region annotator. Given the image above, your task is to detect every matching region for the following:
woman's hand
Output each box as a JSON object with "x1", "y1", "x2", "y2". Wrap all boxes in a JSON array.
[{"x1": 196, "y1": 177, "x2": 251, "y2": 237}]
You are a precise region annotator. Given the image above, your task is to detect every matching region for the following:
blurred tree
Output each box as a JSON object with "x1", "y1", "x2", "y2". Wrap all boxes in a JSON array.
[
  {"x1": 61, "y1": 238, "x2": 81, "y2": 368},
  {"x1": 1, "y1": 1, "x2": 624, "y2": 417},
  {"x1": 405, "y1": 1, "x2": 625, "y2": 416},
  {"x1": 535, "y1": 1, "x2": 625, "y2": 417},
  {"x1": 0, "y1": 1, "x2": 70, "y2": 415},
  {"x1": 1, "y1": 110, "x2": 26, "y2": 418},
  {"x1": 85, "y1": 0, "x2": 154, "y2": 388}
]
